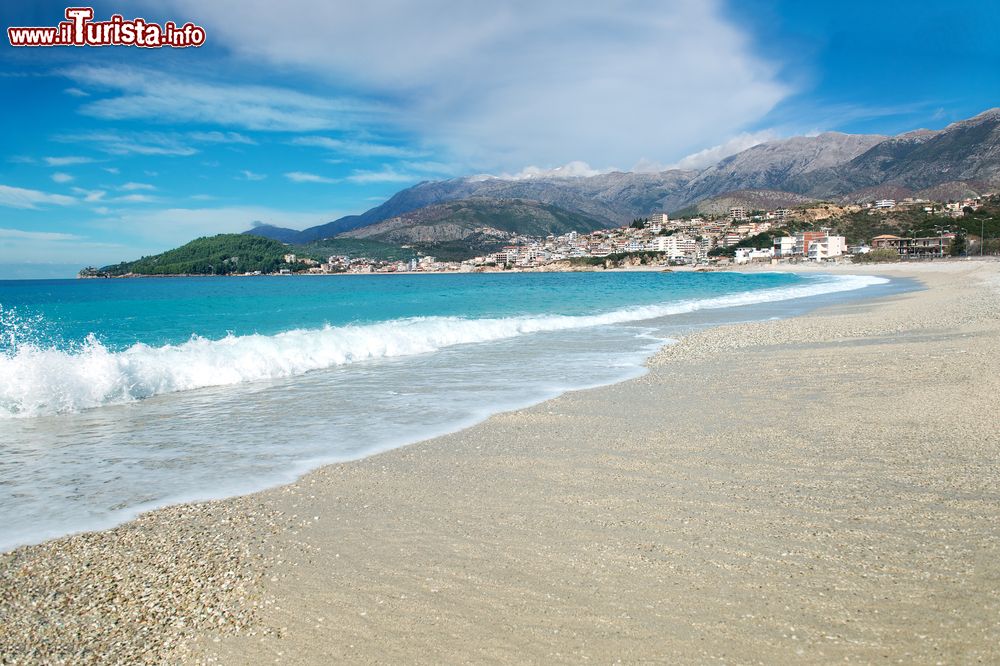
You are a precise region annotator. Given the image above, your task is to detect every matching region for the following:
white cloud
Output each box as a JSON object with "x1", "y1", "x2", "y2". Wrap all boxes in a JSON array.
[
  {"x1": 345, "y1": 166, "x2": 420, "y2": 184},
  {"x1": 189, "y1": 131, "x2": 257, "y2": 145},
  {"x1": 0, "y1": 184, "x2": 76, "y2": 209},
  {"x1": 151, "y1": 0, "x2": 790, "y2": 170},
  {"x1": 113, "y1": 194, "x2": 159, "y2": 204},
  {"x1": 400, "y1": 161, "x2": 457, "y2": 176},
  {"x1": 286, "y1": 171, "x2": 338, "y2": 184},
  {"x1": 71, "y1": 187, "x2": 107, "y2": 203},
  {"x1": 104, "y1": 167, "x2": 120, "y2": 175},
  {"x1": 668, "y1": 130, "x2": 780, "y2": 170},
  {"x1": 0, "y1": 227, "x2": 82, "y2": 241},
  {"x1": 51, "y1": 172, "x2": 74, "y2": 184},
  {"x1": 56, "y1": 131, "x2": 198, "y2": 156},
  {"x1": 44, "y1": 156, "x2": 94, "y2": 167},
  {"x1": 489, "y1": 161, "x2": 611, "y2": 180},
  {"x1": 120, "y1": 182, "x2": 156, "y2": 191},
  {"x1": 64, "y1": 65, "x2": 382, "y2": 132},
  {"x1": 64, "y1": 87, "x2": 89, "y2": 97},
  {"x1": 238, "y1": 170, "x2": 267, "y2": 181},
  {"x1": 292, "y1": 136, "x2": 422, "y2": 158}
]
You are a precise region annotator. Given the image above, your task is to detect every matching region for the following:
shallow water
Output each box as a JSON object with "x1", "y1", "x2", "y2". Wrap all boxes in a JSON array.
[{"x1": 0, "y1": 271, "x2": 910, "y2": 550}]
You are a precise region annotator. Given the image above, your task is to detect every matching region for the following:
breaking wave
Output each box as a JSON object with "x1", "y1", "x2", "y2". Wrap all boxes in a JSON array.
[{"x1": 0, "y1": 274, "x2": 887, "y2": 417}]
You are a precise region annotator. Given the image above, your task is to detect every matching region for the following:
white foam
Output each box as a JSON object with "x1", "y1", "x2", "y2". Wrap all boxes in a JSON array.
[{"x1": 0, "y1": 274, "x2": 886, "y2": 417}]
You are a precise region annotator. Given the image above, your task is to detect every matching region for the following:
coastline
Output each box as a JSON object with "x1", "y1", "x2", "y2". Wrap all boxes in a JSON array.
[
  {"x1": 3, "y1": 260, "x2": 999, "y2": 663},
  {"x1": 68, "y1": 257, "x2": 976, "y2": 280}
]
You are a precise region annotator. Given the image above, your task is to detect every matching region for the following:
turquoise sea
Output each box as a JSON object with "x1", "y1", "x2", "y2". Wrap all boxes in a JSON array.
[{"x1": 0, "y1": 271, "x2": 902, "y2": 550}]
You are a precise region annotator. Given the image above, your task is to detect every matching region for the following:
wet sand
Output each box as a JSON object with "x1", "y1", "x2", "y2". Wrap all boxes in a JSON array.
[{"x1": 3, "y1": 260, "x2": 999, "y2": 664}]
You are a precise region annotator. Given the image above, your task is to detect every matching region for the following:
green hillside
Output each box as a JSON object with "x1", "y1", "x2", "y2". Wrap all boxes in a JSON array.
[
  {"x1": 295, "y1": 238, "x2": 416, "y2": 262},
  {"x1": 97, "y1": 234, "x2": 302, "y2": 276}
]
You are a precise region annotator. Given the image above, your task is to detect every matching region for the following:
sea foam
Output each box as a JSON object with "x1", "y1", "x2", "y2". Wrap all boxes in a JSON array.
[{"x1": 0, "y1": 274, "x2": 887, "y2": 417}]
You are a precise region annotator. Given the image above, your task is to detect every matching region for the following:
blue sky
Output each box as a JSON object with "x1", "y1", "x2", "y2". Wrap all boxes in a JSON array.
[{"x1": 1, "y1": 0, "x2": 998, "y2": 278}]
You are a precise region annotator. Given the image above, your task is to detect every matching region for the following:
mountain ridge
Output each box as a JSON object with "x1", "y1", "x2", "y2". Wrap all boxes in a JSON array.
[{"x1": 245, "y1": 107, "x2": 1000, "y2": 244}]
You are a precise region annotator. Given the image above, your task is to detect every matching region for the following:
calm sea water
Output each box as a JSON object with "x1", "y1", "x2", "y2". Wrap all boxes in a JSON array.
[{"x1": 0, "y1": 271, "x2": 901, "y2": 550}]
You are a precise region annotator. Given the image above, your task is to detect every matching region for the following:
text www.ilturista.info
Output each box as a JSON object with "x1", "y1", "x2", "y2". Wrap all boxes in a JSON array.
[{"x1": 7, "y1": 7, "x2": 205, "y2": 48}]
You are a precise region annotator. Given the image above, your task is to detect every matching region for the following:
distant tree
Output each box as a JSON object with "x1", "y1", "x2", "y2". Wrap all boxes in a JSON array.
[
  {"x1": 852, "y1": 248, "x2": 900, "y2": 264},
  {"x1": 950, "y1": 233, "x2": 967, "y2": 256},
  {"x1": 630, "y1": 218, "x2": 648, "y2": 229}
]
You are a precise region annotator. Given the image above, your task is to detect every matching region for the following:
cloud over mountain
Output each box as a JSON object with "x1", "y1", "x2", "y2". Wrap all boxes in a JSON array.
[{"x1": 152, "y1": 0, "x2": 790, "y2": 171}]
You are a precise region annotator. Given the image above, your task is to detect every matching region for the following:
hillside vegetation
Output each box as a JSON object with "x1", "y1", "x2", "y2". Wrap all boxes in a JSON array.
[
  {"x1": 97, "y1": 234, "x2": 302, "y2": 276},
  {"x1": 294, "y1": 238, "x2": 415, "y2": 262},
  {"x1": 833, "y1": 203, "x2": 1000, "y2": 245}
]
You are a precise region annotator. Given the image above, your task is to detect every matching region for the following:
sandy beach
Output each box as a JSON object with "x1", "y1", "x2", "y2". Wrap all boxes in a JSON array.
[{"x1": 2, "y1": 260, "x2": 999, "y2": 664}]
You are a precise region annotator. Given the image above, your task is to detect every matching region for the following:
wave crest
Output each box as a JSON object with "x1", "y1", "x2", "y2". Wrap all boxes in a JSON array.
[{"x1": 0, "y1": 274, "x2": 887, "y2": 417}]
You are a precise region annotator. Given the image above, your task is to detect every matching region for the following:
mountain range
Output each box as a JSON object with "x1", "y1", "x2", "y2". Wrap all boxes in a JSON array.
[{"x1": 247, "y1": 108, "x2": 1000, "y2": 247}]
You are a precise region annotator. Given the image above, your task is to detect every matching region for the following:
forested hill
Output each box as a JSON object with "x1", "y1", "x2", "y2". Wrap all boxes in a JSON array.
[{"x1": 91, "y1": 234, "x2": 304, "y2": 276}]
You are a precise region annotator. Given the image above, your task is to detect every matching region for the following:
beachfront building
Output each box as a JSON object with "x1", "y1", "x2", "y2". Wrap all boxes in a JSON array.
[
  {"x1": 871, "y1": 234, "x2": 955, "y2": 258},
  {"x1": 649, "y1": 234, "x2": 697, "y2": 261},
  {"x1": 794, "y1": 231, "x2": 831, "y2": 257},
  {"x1": 773, "y1": 232, "x2": 844, "y2": 259},
  {"x1": 806, "y1": 235, "x2": 847, "y2": 261},
  {"x1": 733, "y1": 247, "x2": 774, "y2": 264},
  {"x1": 773, "y1": 236, "x2": 796, "y2": 258}
]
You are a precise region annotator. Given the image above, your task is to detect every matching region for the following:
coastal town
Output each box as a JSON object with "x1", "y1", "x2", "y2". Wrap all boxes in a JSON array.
[{"x1": 280, "y1": 194, "x2": 994, "y2": 275}]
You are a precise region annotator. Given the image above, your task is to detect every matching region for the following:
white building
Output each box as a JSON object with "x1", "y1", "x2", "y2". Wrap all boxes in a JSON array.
[
  {"x1": 722, "y1": 232, "x2": 743, "y2": 247},
  {"x1": 492, "y1": 250, "x2": 515, "y2": 264},
  {"x1": 874, "y1": 199, "x2": 896, "y2": 209},
  {"x1": 733, "y1": 247, "x2": 774, "y2": 264},
  {"x1": 516, "y1": 248, "x2": 548, "y2": 265},
  {"x1": 806, "y1": 235, "x2": 848, "y2": 261},
  {"x1": 773, "y1": 236, "x2": 797, "y2": 257},
  {"x1": 729, "y1": 206, "x2": 748, "y2": 221},
  {"x1": 647, "y1": 212, "x2": 669, "y2": 227},
  {"x1": 650, "y1": 234, "x2": 696, "y2": 260}
]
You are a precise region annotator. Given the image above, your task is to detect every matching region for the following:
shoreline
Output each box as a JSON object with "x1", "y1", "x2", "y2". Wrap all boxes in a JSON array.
[
  {"x1": 0, "y1": 270, "x2": 896, "y2": 552},
  {"x1": 3, "y1": 261, "x2": 999, "y2": 663},
  {"x1": 73, "y1": 256, "x2": 992, "y2": 280}
]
